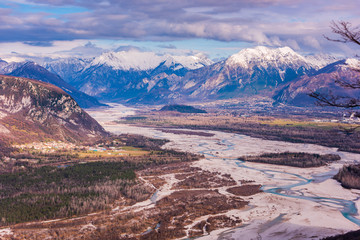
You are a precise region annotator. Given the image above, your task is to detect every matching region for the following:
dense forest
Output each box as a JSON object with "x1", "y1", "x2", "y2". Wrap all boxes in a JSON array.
[
  {"x1": 334, "y1": 164, "x2": 360, "y2": 189},
  {"x1": 0, "y1": 134, "x2": 201, "y2": 226},
  {"x1": 160, "y1": 104, "x2": 207, "y2": 113},
  {"x1": 239, "y1": 152, "x2": 341, "y2": 168},
  {"x1": 0, "y1": 161, "x2": 149, "y2": 225}
]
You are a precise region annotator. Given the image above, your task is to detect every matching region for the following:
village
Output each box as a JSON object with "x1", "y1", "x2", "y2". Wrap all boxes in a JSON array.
[{"x1": 13, "y1": 140, "x2": 148, "y2": 157}]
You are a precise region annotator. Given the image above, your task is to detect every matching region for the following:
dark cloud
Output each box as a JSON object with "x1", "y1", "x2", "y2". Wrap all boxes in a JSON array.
[
  {"x1": 157, "y1": 44, "x2": 177, "y2": 49},
  {"x1": 23, "y1": 41, "x2": 54, "y2": 47},
  {"x1": 2, "y1": 0, "x2": 360, "y2": 54}
]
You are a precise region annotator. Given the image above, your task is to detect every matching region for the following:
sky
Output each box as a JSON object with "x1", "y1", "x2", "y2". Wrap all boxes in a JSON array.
[{"x1": 0, "y1": 0, "x2": 360, "y2": 62}]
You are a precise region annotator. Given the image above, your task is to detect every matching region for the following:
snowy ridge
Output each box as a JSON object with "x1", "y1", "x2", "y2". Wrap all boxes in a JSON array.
[
  {"x1": 90, "y1": 50, "x2": 213, "y2": 71},
  {"x1": 345, "y1": 58, "x2": 360, "y2": 69},
  {"x1": 46, "y1": 57, "x2": 92, "y2": 67},
  {"x1": 225, "y1": 46, "x2": 310, "y2": 69},
  {"x1": 163, "y1": 54, "x2": 214, "y2": 70},
  {"x1": 305, "y1": 54, "x2": 340, "y2": 69},
  {"x1": 91, "y1": 51, "x2": 163, "y2": 71}
]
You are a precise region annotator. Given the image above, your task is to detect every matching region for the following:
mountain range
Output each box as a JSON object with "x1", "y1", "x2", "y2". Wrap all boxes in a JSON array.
[
  {"x1": 42, "y1": 46, "x2": 349, "y2": 105},
  {"x1": 2, "y1": 46, "x2": 358, "y2": 107}
]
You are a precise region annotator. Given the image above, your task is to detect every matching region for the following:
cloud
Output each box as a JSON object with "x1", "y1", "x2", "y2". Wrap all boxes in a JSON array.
[
  {"x1": 114, "y1": 45, "x2": 142, "y2": 52},
  {"x1": 285, "y1": 39, "x2": 301, "y2": 50},
  {"x1": 157, "y1": 44, "x2": 177, "y2": 49},
  {"x1": 54, "y1": 41, "x2": 106, "y2": 57},
  {"x1": 303, "y1": 36, "x2": 321, "y2": 50},
  {"x1": 23, "y1": 41, "x2": 54, "y2": 47},
  {"x1": 0, "y1": 0, "x2": 359, "y2": 56}
]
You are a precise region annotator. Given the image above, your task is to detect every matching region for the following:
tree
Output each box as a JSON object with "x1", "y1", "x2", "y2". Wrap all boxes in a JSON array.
[{"x1": 309, "y1": 21, "x2": 360, "y2": 112}]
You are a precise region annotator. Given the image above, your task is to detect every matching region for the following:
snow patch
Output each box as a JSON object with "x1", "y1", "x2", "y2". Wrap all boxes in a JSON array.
[{"x1": 183, "y1": 80, "x2": 197, "y2": 89}]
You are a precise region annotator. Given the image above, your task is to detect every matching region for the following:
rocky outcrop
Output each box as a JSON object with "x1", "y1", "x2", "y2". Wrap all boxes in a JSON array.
[{"x1": 0, "y1": 75, "x2": 108, "y2": 143}]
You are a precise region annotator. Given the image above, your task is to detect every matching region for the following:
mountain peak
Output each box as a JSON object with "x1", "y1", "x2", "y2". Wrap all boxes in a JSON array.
[
  {"x1": 305, "y1": 53, "x2": 341, "y2": 69},
  {"x1": 252, "y1": 46, "x2": 296, "y2": 55},
  {"x1": 91, "y1": 51, "x2": 163, "y2": 71},
  {"x1": 345, "y1": 58, "x2": 360, "y2": 69},
  {"x1": 162, "y1": 54, "x2": 213, "y2": 70},
  {"x1": 225, "y1": 46, "x2": 307, "y2": 69}
]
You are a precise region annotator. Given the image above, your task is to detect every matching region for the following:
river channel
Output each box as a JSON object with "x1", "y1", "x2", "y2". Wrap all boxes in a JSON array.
[{"x1": 86, "y1": 105, "x2": 360, "y2": 239}]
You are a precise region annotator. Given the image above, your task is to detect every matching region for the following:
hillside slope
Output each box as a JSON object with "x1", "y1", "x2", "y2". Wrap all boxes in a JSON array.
[
  {"x1": 3, "y1": 62, "x2": 105, "y2": 108},
  {"x1": 0, "y1": 75, "x2": 108, "y2": 144},
  {"x1": 274, "y1": 59, "x2": 360, "y2": 106}
]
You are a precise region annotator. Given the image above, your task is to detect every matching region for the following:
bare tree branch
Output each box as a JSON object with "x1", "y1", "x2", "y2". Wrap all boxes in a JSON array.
[
  {"x1": 309, "y1": 20, "x2": 360, "y2": 135},
  {"x1": 335, "y1": 77, "x2": 360, "y2": 89},
  {"x1": 310, "y1": 20, "x2": 360, "y2": 109},
  {"x1": 309, "y1": 92, "x2": 360, "y2": 108},
  {"x1": 324, "y1": 21, "x2": 360, "y2": 45}
]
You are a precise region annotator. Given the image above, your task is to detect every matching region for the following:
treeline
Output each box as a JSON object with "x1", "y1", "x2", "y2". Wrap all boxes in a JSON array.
[
  {"x1": 159, "y1": 104, "x2": 207, "y2": 113},
  {"x1": 334, "y1": 164, "x2": 360, "y2": 189},
  {"x1": 197, "y1": 123, "x2": 360, "y2": 153},
  {"x1": 239, "y1": 152, "x2": 341, "y2": 168},
  {"x1": 96, "y1": 134, "x2": 169, "y2": 151},
  {"x1": 0, "y1": 161, "x2": 152, "y2": 226},
  {"x1": 0, "y1": 139, "x2": 13, "y2": 158},
  {"x1": 321, "y1": 229, "x2": 360, "y2": 240}
]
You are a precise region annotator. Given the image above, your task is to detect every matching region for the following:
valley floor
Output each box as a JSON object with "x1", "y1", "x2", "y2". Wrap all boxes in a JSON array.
[
  {"x1": 87, "y1": 104, "x2": 360, "y2": 239},
  {"x1": 1, "y1": 104, "x2": 360, "y2": 239},
  {"x1": 100, "y1": 123, "x2": 360, "y2": 240}
]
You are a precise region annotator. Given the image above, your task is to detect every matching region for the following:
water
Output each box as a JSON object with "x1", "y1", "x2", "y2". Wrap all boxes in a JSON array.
[{"x1": 201, "y1": 135, "x2": 360, "y2": 227}]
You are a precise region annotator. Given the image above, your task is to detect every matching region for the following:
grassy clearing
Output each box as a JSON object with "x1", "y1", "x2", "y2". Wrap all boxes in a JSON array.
[
  {"x1": 76, "y1": 147, "x2": 149, "y2": 158},
  {"x1": 260, "y1": 118, "x2": 360, "y2": 129}
]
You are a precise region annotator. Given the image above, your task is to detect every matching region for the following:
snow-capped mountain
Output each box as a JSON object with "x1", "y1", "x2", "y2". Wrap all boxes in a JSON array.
[
  {"x1": 162, "y1": 54, "x2": 214, "y2": 70},
  {"x1": 90, "y1": 51, "x2": 163, "y2": 71},
  {"x1": 88, "y1": 50, "x2": 213, "y2": 71},
  {"x1": 40, "y1": 51, "x2": 214, "y2": 103},
  {"x1": 46, "y1": 51, "x2": 213, "y2": 103},
  {"x1": 274, "y1": 59, "x2": 360, "y2": 106},
  {"x1": 45, "y1": 57, "x2": 93, "y2": 83},
  {"x1": 0, "y1": 59, "x2": 7, "y2": 69},
  {"x1": 226, "y1": 46, "x2": 311, "y2": 70},
  {"x1": 305, "y1": 53, "x2": 340, "y2": 70},
  {"x1": 0, "y1": 60, "x2": 24, "y2": 75},
  {"x1": 170, "y1": 46, "x2": 322, "y2": 101}
]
